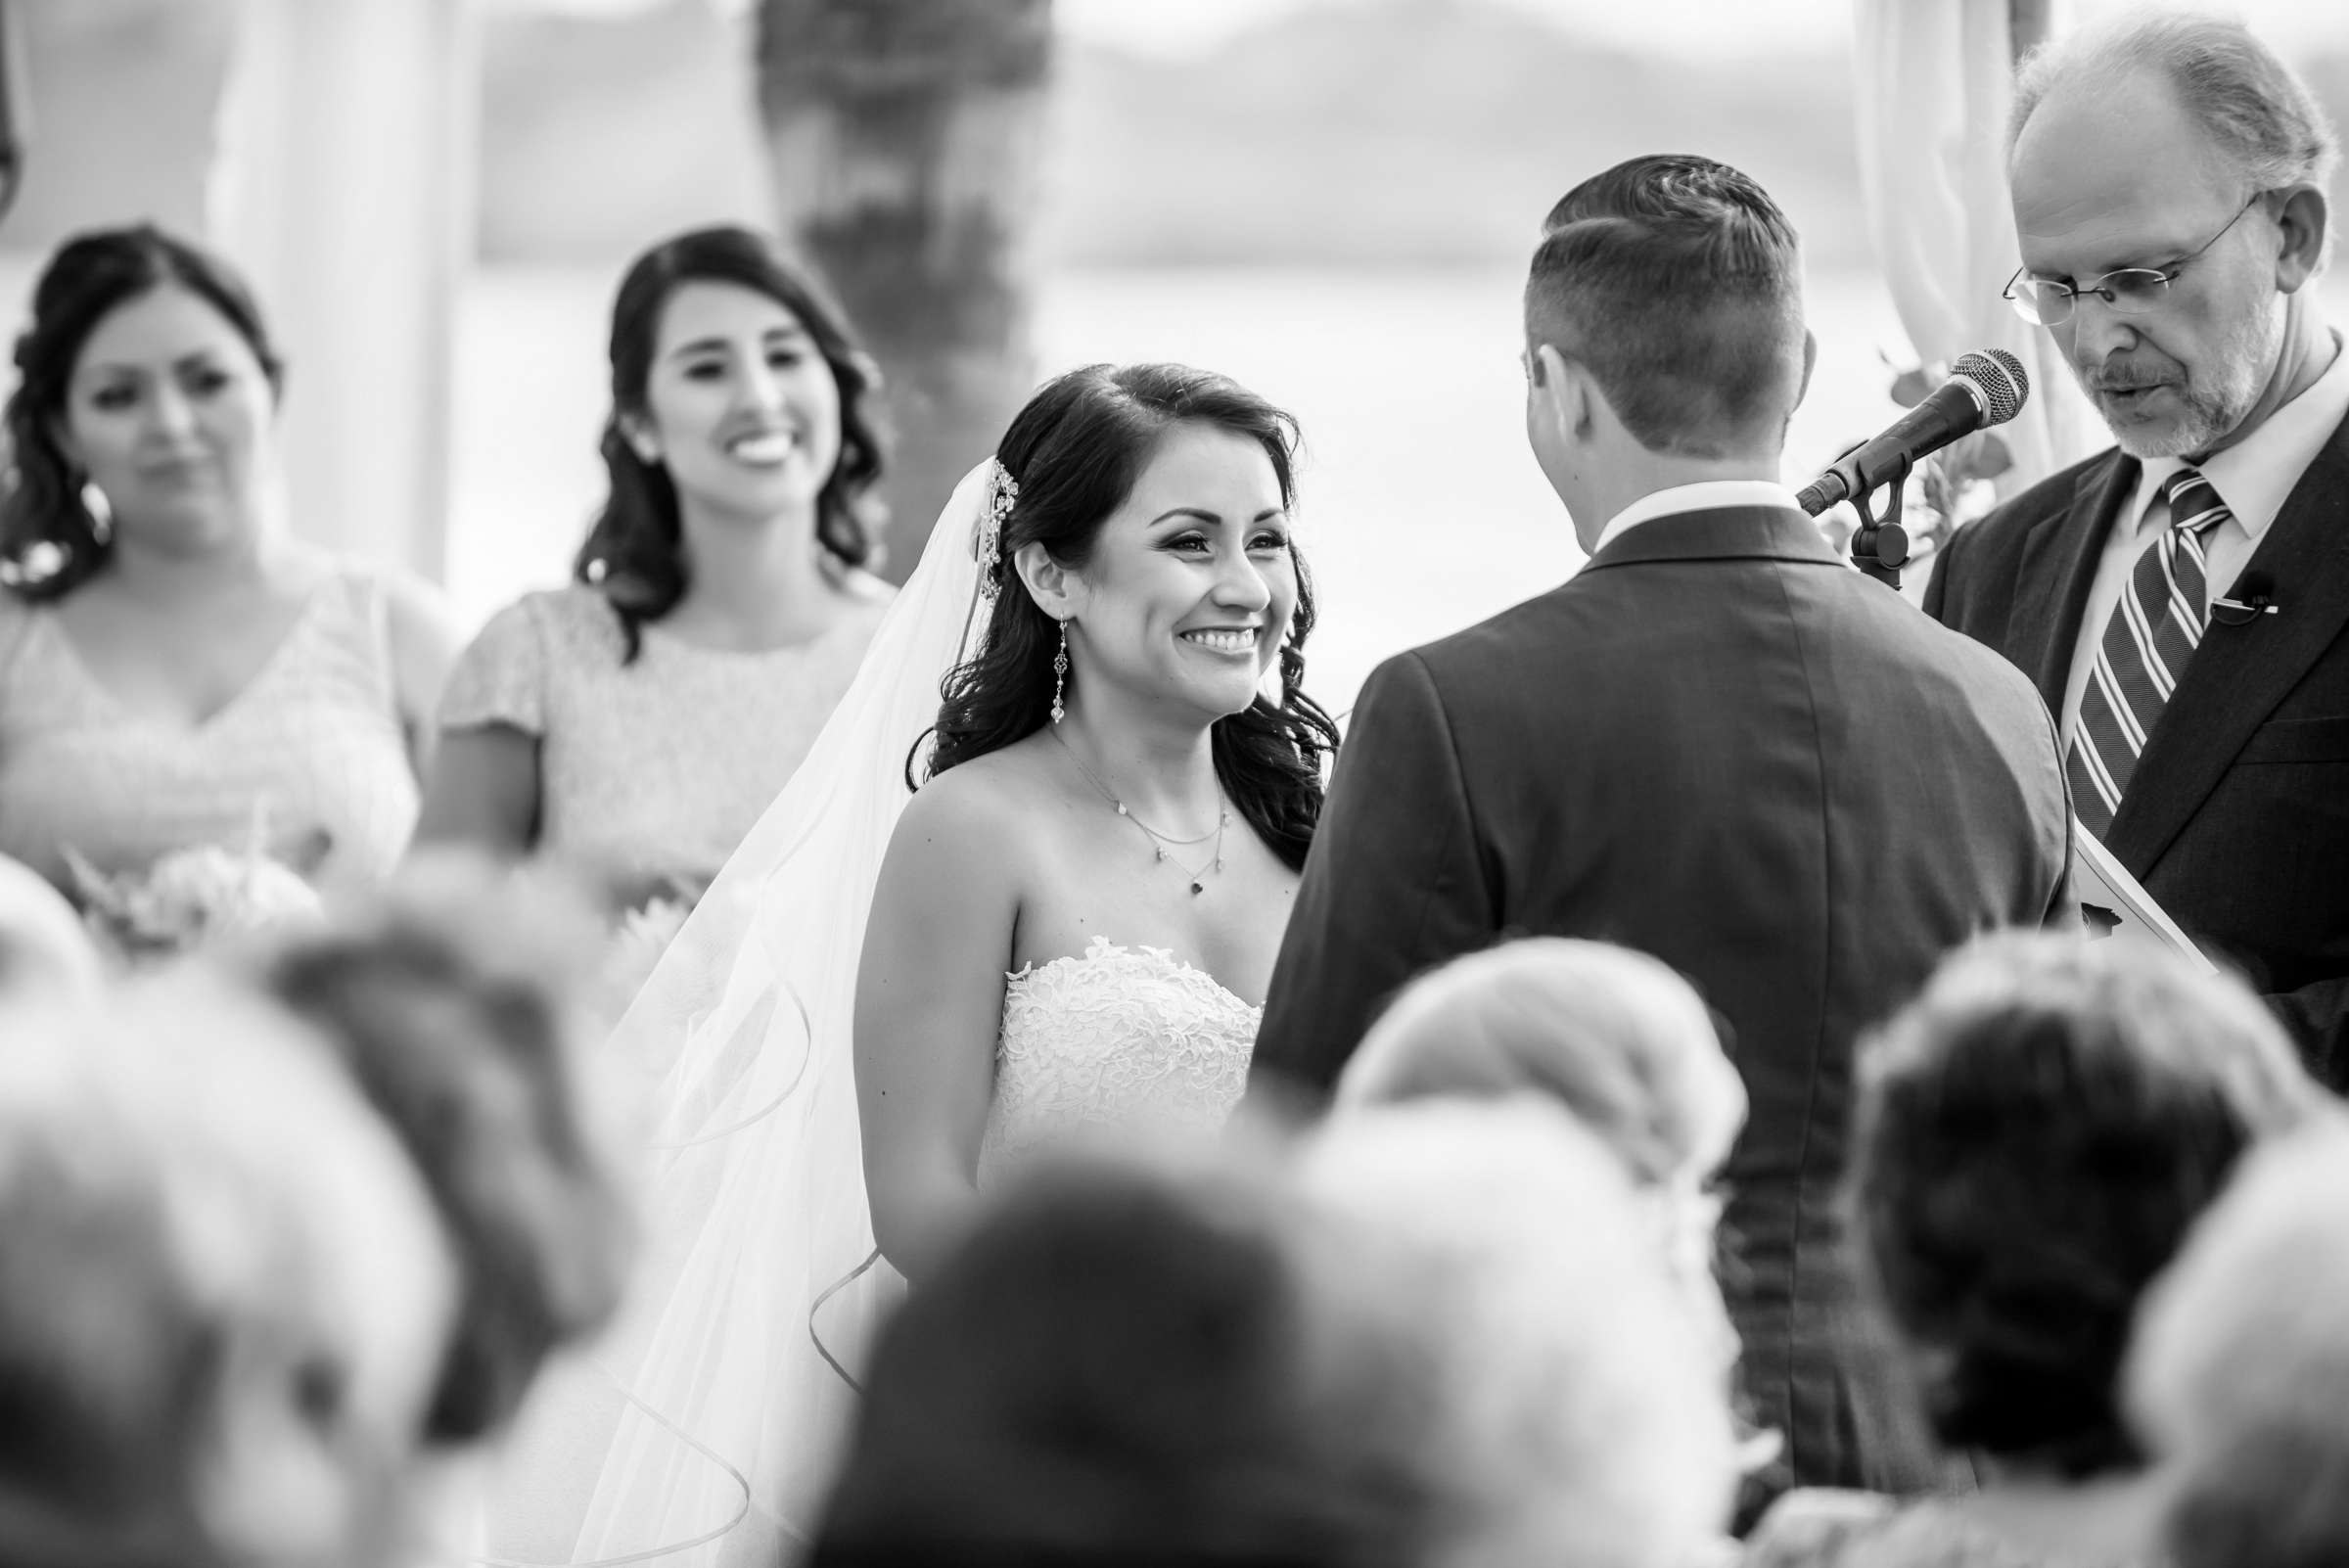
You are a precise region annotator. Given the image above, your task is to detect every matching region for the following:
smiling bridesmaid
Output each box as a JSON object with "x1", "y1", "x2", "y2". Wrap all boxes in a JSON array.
[
  {"x1": 416, "y1": 226, "x2": 894, "y2": 916},
  {"x1": 0, "y1": 224, "x2": 461, "y2": 901}
]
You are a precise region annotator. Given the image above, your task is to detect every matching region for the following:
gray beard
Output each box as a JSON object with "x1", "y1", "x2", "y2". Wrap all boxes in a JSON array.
[{"x1": 2086, "y1": 300, "x2": 2281, "y2": 460}]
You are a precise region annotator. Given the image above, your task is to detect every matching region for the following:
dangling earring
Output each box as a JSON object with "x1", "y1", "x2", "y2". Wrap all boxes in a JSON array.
[
  {"x1": 1050, "y1": 618, "x2": 1070, "y2": 724},
  {"x1": 79, "y1": 479, "x2": 114, "y2": 542}
]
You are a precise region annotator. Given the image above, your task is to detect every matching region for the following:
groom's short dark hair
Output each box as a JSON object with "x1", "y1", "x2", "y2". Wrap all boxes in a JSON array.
[{"x1": 1525, "y1": 155, "x2": 1806, "y2": 459}]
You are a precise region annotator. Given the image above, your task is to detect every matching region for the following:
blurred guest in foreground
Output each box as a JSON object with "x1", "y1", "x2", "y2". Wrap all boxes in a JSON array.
[
  {"x1": 2127, "y1": 1124, "x2": 2349, "y2": 1568},
  {"x1": 1746, "y1": 935, "x2": 2316, "y2": 1568},
  {"x1": 0, "y1": 224, "x2": 460, "y2": 909},
  {"x1": 263, "y1": 853, "x2": 638, "y2": 1563},
  {"x1": 1335, "y1": 938, "x2": 1760, "y2": 1461},
  {"x1": 1926, "y1": 13, "x2": 2349, "y2": 1081},
  {"x1": 0, "y1": 849, "x2": 101, "y2": 1008},
  {"x1": 418, "y1": 225, "x2": 893, "y2": 918},
  {"x1": 0, "y1": 970, "x2": 454, "y2": 1568},
  {"x1": 1337, "y1": 937, "x2": 1744, "y2": 1192},
  {"x1": 814, "y1": 1099, "x2": 1737, "y2": 1568}
]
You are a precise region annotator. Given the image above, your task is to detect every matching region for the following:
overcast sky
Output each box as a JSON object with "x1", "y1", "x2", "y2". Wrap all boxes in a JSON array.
[
  {"x1": 514, "y1": 0, "x2": 2343, "y2": 65},
  {"x1": 1055, "y1": 0, "x2": 2346, "y2": 61}
]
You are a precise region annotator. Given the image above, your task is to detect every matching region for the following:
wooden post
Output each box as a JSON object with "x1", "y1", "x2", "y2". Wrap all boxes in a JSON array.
[
  {"x1": 207, "y1": 0, "x2": 476, "y2": 582},
  {"x1": 756, "y1": 0, "x2": 1051, "y2": 578}
]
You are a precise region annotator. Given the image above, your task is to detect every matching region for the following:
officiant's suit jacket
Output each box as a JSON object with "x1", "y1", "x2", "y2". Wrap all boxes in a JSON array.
[
  {"x1": 1925, "y1": 411, "x2": 2349, "y2": 1086},
  {"x1": 1252, "y1": 505, "x2": 2071, "y2": 1502}
]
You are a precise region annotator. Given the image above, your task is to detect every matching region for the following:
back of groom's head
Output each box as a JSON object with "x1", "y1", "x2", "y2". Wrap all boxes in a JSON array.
[{"x1": 1526, "y1": 155, "x2": 1806, "y2": 459}]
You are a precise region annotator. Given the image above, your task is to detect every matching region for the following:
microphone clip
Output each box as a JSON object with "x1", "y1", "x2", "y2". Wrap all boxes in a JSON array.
[
  {"x1": 1843, "y1": 448, "x2": 1911, "y2": 592},
  {"x1": 2208, "y1": 594, "x2": 2279, "y2": 626}
]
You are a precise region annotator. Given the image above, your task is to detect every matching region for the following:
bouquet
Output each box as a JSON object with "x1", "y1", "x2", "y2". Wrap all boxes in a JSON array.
[
  {"x1": 603, "y1": 892, "x2": 694, "y2": 1022},
  {"x1": 67, "y1": 842, "x2": 323, "y2": 965}
]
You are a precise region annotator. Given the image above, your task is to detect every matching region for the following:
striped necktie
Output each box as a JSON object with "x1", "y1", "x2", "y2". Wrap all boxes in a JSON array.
[{"x1": 2067, "y1": 466, "x2": 2232, "y2": 836}]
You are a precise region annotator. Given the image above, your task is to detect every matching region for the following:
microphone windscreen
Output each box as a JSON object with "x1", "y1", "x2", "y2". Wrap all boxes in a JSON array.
[
  {"x1": 1953, "y1": 348, "x2": 2029, "y2": 425},
  {"x1": 1986, "y1": 347, "x2": 2029, "y2": 405}
]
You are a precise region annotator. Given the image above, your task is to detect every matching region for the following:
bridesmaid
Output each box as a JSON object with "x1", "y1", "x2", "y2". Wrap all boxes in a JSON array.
[
  {"x1": 416, "y1": 225, "x2": 894, "y2": 915},
  {"x1": 0, "y1": 224, "x2": 459, "y2": 901}
]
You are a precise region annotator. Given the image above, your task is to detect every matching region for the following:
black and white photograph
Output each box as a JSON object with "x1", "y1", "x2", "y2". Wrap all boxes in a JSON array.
[{"x1": 2, "y1": 1, "x2": 2348, "y2": 1565}]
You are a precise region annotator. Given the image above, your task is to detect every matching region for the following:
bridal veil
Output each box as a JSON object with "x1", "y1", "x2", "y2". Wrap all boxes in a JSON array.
[{"x1": 489, "y1": 464, "x2": 994, "y2": 1566}]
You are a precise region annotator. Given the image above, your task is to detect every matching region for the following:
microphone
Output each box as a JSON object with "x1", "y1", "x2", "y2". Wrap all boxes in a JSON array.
[
  {"x1": 1797, "y1": 349, "x2": 2030, "y2": 516},
  {"x1": 2210, "y1": 572, "x2": 2280, "y2": 626}
]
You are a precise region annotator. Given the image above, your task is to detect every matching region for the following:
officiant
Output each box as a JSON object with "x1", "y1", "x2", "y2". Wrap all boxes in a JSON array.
[{"x1": 1926, "y1": 14, "x2": 2349, "y2": 1085}]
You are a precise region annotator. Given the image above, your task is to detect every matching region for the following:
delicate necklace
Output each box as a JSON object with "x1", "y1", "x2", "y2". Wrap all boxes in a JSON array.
[{"x1": 1051, "y1": 726, "x2": 1230, "y2": 895}]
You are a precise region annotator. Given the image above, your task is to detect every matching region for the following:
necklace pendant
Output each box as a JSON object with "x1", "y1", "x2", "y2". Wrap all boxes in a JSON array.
[
  {"x1": 1155, "y1": 847, "x2": 1167, "y2": 861},
  {"x1": 1115, "y1": 803, "x2": 1128, "y2": 815},
  {"x1": 1189, "y1": 880, "x2": 1204, "y2": 896}
]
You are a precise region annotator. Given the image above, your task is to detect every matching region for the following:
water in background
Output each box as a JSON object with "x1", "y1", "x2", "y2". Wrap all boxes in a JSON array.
[
  {"x1": 453, "y1": 262, "x2": 1914, "y2": 715},
  {"x1": 6, "y1": 253, "x2": 2327, "y2": 717}
]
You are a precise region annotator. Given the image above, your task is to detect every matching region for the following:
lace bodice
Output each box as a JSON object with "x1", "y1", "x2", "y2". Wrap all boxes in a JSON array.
[{"x1": 980, "y1": 937, "x2": 1261, "y2": 1181}]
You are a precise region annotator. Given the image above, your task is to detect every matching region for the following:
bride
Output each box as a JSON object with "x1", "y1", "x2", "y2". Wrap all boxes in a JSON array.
[{"x1": 495, "y1": 362, "x2": 1339, "y2": 1565}]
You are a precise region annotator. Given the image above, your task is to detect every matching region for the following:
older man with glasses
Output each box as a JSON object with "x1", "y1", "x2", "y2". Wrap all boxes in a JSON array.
[{"x1": 1927, "y1": 12, "x2": 2349, "y2": 1088}]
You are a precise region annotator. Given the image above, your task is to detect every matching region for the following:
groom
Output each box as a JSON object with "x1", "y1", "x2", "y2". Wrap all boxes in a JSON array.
[{"x1": 1251, "y1": 157, "x2": 2072, "y2": 1511}]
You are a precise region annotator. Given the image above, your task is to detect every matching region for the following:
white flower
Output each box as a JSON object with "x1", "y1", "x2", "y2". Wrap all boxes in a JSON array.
[{"x1": 69, "y1": 844, "x2": 323, "y2": 964}]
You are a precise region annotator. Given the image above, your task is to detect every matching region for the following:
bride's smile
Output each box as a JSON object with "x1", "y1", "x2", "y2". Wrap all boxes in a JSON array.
[{"x1": 1050, "y1": 421, "x2": 1298, "y2": 724}]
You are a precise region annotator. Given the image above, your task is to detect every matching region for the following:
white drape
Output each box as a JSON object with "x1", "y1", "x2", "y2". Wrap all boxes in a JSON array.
[{"x1": 1850, "y1": 0, "x2": 2099, "y2": 499}]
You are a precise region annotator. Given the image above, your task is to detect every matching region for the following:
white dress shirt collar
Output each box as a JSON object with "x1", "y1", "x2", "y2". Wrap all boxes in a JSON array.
[
  {"x1": 2126, "y1": 330, "x2": 2349, "y2": 540},
  {"x1": 1593, "y1": 480, "x2": 1808, "y2": 554}
]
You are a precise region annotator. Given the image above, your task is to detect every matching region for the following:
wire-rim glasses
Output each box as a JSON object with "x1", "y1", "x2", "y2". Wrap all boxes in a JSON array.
[{"x1": 2003, "y1": 194, "x2": 2264, "y2": 328}]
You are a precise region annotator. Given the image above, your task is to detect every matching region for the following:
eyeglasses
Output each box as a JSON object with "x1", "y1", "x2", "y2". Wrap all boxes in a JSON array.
[{"x1": 2002, "y1": 195, "x2": 2264, "y2": 328}]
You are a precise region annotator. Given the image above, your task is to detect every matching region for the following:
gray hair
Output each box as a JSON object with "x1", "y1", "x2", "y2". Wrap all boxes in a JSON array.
[
  {"x1": 0, "y1": 972, "x2": 454, "y2": 1567},
  {"x1": 2127, "y1": 1123, "x2": 2349, "y2": 1568},
  {"x1": 2010, "y1": 13, "x2": 2340, "y2": 192},
  {"x1": 1337, "y1": 937, "x2": 1745, "y2": 1190},
  {"x1": 1298, "y1": 1100, "x2": 1741, "y2": 1568}
]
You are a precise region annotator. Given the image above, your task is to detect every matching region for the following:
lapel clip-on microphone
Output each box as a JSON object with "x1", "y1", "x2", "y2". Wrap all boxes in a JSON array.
[{"x1": 2209, "y1": 573, "x2": 2280, "y2": 627}]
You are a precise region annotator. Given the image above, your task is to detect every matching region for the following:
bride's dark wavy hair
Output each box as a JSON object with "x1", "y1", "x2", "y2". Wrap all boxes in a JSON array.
[{"x1": 922, "y1": 363, "x2": 1340, "y2": 871}]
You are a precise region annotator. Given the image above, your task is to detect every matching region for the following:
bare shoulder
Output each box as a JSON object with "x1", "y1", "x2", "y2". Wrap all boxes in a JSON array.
[
  {"x1": 368, "y1": 570, "x2": 467, "y2": 716},
  {"x1": 378, "y1": 569, "x2": 465, "y2": 657},
  {"x1": 895, "y1": 741, "x2": 1052, "y2": 853}
]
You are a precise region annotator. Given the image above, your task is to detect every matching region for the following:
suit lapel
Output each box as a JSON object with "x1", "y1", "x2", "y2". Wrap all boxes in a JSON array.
[
  {"x1": 2108, "y1": 411, "x2": 2349, "y2": 876},
  {"x1": 2012, "y1": 452, "x2": 2136, "y2": 711}
]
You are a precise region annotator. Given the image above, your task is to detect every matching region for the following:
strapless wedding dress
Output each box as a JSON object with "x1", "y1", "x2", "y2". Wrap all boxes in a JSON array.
[
  {"x1": 981, "y1": 935, "x2": 1263, "y2": 1180},
  {"x1": 500, "y1": 936, "x2": 1260, "y2": 1568}
]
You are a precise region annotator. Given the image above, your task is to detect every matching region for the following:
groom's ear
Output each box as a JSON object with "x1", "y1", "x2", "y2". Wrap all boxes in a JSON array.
[
  {"x1": 1012, "y1": 538, "x2": 1082, "y2": 619},
  {"x1": 1527, "y1": 343, "x2": 1587, "y2": 439}
]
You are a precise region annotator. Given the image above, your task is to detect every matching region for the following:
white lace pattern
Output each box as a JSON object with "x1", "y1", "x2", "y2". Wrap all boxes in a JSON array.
[{"x1": 981, "y1": 937, "x2": 1261, "y2": 1180}]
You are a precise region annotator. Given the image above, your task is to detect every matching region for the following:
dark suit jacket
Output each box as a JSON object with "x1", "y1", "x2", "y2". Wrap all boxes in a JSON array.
[
  {"x1": 1925, "y1": 411, "x2": 2349, "y2": 1084},
  {"x1": 1251, "y1": 506, "x2": 2071, "y2": 1500}
]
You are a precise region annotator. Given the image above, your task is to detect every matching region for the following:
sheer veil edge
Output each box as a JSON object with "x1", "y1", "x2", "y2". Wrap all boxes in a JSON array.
[{"x1": 484, "y1": 463, "x2": 996, "y2": 1567}]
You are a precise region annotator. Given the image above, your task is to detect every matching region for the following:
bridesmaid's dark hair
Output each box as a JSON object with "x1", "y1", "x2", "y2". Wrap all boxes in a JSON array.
[
  {"x1": 574, "y1": 225, "x2": 889, "y2": 661},
  {"x1": 1, "y1": 224, "x2": 286, "y2": 603},
  {"x1": 922, "y1": 363, "x2": 1339, "y2": 871}
]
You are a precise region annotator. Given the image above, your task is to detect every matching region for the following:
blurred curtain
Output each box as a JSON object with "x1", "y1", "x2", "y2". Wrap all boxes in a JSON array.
[
  {"x1": 1850, "y1": 0, "x2": 2098, "y2": 497},
  {"x1": 208, "y1": 0, "x2": 476, "y2": 580}
]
